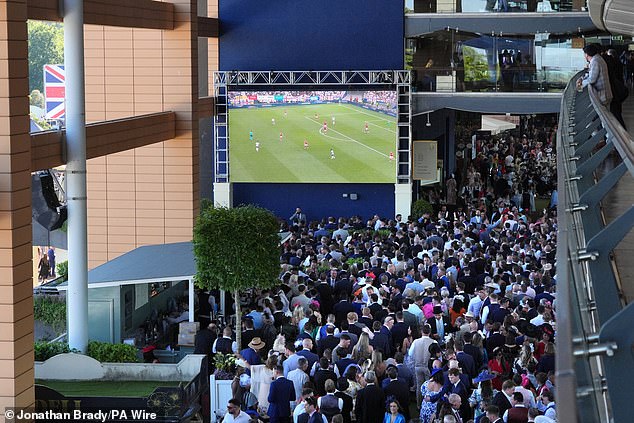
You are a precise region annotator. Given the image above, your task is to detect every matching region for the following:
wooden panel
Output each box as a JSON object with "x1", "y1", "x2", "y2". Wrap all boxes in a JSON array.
[
  {"x1": 197, "y1": 16, "x2": 218, "y2": 38},
  {"x1": 0, "y1": 11, "x2": 33, "y2": 410},
  {"x1": 30, "y1": 112, "x2": 175, "y2": 170},
  {"x1": 27, "y1": 0, "x2": 175, "y2": 30},
  {"x1": 198, "y1": 96, "x2": 214, "y2": 118}
]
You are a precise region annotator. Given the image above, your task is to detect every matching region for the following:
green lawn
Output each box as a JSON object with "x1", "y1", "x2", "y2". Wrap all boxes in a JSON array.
[
  {"x1": 229, "y1": 103, "x2": 397, "y2": 183},
  {"x1": 36, "y1": 380, "x2": 179, "y2": 397}
]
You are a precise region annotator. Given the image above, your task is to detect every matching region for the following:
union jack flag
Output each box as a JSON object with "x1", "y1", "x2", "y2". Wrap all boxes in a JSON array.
[{"x1": 44, "y1": 64, "x2": 65, "y2": 120}]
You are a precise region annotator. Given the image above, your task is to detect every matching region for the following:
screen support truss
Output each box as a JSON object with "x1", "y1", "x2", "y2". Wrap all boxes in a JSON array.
[{"x1": 213, "y1": 70, "x2": 411, "y2": 184}]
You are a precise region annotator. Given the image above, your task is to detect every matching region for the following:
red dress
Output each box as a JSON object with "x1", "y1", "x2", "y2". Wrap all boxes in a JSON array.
[
  {"x1": 488, "y1": 358, "x2": 505, "y2": 391},
  {"x1": 534, "y1": 341, "x2": 546, "y2": 361}
]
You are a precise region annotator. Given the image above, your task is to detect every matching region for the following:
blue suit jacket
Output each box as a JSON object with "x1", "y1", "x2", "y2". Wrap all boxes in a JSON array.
[
  {"x1": 268, "y1": 376, "x2": 296, "y2": 421},
  {"x1": 297, "y1": 348, "x2": 320, "y2": 372}
]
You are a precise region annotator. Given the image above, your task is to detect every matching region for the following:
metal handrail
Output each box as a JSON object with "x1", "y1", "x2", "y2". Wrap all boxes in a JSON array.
[
  {"x1": 557, "y1": 68, "x2": 634, "y2": 423},
  {"x1": 587, "y1": 77, "x2": 634, "y2": 171}
]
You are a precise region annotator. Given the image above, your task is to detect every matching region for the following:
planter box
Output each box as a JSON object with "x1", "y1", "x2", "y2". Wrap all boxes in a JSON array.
[
  {"x1": 209, "y1": 375, "x2": 234, "y2": 420},
  {"x1": 35, "y1": 353, "x2": 205, "y2": 381}
]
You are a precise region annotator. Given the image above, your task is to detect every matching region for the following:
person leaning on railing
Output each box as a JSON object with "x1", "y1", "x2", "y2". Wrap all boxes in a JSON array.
[{"x1": 576, "y1": 44, "x2": 612, "y2": 107}]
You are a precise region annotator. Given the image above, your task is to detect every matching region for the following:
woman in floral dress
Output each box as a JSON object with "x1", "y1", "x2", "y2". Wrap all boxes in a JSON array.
[{"x1": 419, "y1": 368, "x2": 444, "y2": 423}]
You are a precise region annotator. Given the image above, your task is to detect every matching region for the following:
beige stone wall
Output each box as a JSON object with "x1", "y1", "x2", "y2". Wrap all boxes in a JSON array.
[
  {"x1": 0, "y1": 0, "x2": 35, "y2": 413},
  {"x1": 207, "y1": 0, "x2": 218, "y2": 92},
  {"x1": 84, "y1": 0, "x2": 201, "y2": 269}
]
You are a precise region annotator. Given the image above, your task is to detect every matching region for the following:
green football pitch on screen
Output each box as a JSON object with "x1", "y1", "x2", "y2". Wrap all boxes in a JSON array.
[{"x1": 228, "y1": 103, "x2": 397, "y2": 183}]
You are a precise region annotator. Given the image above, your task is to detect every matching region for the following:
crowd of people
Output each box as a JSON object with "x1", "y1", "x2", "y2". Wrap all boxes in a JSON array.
[
  {"x1": 345, "y1": 91, "x2": 397, "y2": 115},
  {"x1": 197, "y1": 123, "x2": 560, "y2": 423}
]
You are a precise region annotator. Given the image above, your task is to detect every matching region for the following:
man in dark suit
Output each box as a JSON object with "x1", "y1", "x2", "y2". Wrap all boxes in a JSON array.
[
  {"x1": 432, "y1": 368, "x2": 471, "y2": 419},
  {"x1": 318, "y1": 325, "x2": 340, "y2": 356},
  {"x1": 297, "y1": 338, "x2": 320, "y2": 372},
  {"x1": 333, "y1": 276, "x2": 352, "y2": 300},
  {"x1": 454, "y1": 340, "x2": 477, "y2": 381},
  {"x1": 462, "y1": 331, "x2": 484, "y2": 371},
  {"x1": 354, "y1": 371, "x2": 385, "y2": 423},
  {"x1": 369, "y1": 321, "x2": 391, "y2": 357},
  {"x1": 297, "y1": 397, "x2": 325, "y2": 423},
  {"x1": 426, "y1": 305, "x2": 453, "y2": 344},
  {"x1": 313, "y1": 357, "x2": 337, "y2": 397},
  {"x1": 401, "y1": 299, "x2": 420, "y2": 338},
  {"x1": 333, "y1": 294, "x2": 354, "y2": 326},
  {"x1": 491, "y1": 380, "x2": 515, "y2": 417},
  {"x1": 391, "y1": 312, "x2": 409, "y2": 353},
  {"x1": 382, "y1": 366, "x2": 410, "y2": 421},
  {"x1": 485, "y1": 322, "x2": 506, "y2": 358},
  {"x1": 193, "y1": 322, "x2": 217, "y2": 359},
  {"x1": 315, "y1": 275, "x2": 334, "y2": 317},
  {"x1": 368, "y1": 293, "x2": 382, "y2": 318},
  {"x1": 485, "y1": 405, "x2": 503, "y2": 423},
  {"x1": 334, "y1": 378, "x2": 354, "y2": 423},
  {"x1": 346, "y1": 312, "x2": 363, "y2": 337},
  {"x1": 268, "y1": 365, "x2": 296, "y2": 423},
  {"x1": 241, "y1": 317, "x2": 259, "y2": 350}
]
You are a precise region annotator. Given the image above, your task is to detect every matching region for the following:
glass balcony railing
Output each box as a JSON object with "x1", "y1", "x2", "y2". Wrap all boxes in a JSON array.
[
  {"x1": 408, "y1": 0, "x2": 587, "y2": 13},
  {"x1": 411, "y1": 65, "x2": 582, "y2": 92}
]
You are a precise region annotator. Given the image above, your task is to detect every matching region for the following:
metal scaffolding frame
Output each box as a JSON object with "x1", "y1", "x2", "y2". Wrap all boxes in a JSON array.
[{"x1": 212, "y1": 70, "x2": 411, "y2": 184}]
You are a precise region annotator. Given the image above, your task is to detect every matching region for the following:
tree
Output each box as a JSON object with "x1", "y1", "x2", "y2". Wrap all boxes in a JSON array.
[
  {"x1": 28, "y1": 21, "x2": 64, "y2": 93},
  {"x1": 193, "y1": 203, "x2": 280, "y2": 351},
  {"x1": 463, "y1": 46, "x2": 490, "y2": 83},
  {"x1": 30, "y1": 89, "x2": 45, "y2": 108}
]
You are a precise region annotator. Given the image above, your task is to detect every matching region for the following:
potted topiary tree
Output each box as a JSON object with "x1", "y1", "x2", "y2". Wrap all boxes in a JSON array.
[{"x1": 192, "y1": 202, "x2": 280, "y2": 351}]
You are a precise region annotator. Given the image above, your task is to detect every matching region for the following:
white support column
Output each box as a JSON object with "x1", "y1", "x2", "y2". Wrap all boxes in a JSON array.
[
  {"x1": 395, "y1": 183, "x2": 412, "y2": 220},
  {"x1": 188, "y1": 279, "x2": 195, "y2": 323},
  {"x1": 213, "y1": 182, "x2": 232, "y2": 208},
  {"x1": 64, "y1": 0, "x2": 88, "y2": 353},
  {"x1": 220, "y1": 289, "x2": 226, "y2": 319}
]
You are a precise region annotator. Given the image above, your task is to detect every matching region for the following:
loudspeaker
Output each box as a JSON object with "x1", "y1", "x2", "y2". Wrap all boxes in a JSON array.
[{"x1": 32, "y1": 171, "x2": 67, "y2": 231}]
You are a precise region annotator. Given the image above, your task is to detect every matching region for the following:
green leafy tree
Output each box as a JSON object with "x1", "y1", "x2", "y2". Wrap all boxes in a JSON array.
[
  {"x1": 28, "y1": 21, "x2": 64, "y2": 93},
  {"x1": 411, "y1": 198, "x2": 434, "y2": 220},
  {"x1": 30, "y1": 89, "x2": 45, "y2": 108},
  {"x1": 193, "y1": 203, "x2": 280, "y2": 350},
  {"x1": 463, "y1": 46, "x2": 490, "y2": 82}
]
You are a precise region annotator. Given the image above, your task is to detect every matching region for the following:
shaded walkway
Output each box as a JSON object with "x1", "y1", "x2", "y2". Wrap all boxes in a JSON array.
[{"x1": 601, "y1": 92, "x2": 634, "y2": 304}]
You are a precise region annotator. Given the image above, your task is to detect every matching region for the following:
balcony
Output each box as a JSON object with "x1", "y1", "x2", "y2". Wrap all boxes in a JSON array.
[{"x1": 411, "y1": 0, "x2": 588, "y2": 13}]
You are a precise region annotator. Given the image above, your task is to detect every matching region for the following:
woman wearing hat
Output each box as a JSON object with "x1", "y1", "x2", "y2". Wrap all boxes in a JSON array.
[
  {"x1": 469, "y1": 370, "x2": 497, "y2": 423},
  {"x1": 241, "y1": 337, "x2": 266, "y2": 367},
  {"x1": 419, "y1": 368, "x2": 443, "y2": 423}
]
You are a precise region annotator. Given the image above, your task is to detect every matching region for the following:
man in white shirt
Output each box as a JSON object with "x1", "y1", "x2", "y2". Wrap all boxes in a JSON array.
[
  {"x1": 468, "y1": 288, "x2": 486, "y2": 318},
  {"x1": 212, "y1": 327, "x2": 238, "y2": 354},
  {"x1": 530, "y1": 306, "x2": 545, "y2": 327},
  {"x1": 222, "y1": 399, "x2": 251, "y2": 423}
]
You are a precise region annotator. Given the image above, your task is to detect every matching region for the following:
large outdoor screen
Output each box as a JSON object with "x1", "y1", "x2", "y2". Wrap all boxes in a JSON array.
[{"x1": 228, "y1": 90, "x2": 397, "y2": 183}]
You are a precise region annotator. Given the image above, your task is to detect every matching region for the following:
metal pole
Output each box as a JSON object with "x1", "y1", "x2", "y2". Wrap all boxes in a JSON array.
[
  {"x1": 64, "y1": 0, "x2": 88, "y2": 353},
  {"x1": 188, "y1": 279, "x2": 195, "y2": 323}
]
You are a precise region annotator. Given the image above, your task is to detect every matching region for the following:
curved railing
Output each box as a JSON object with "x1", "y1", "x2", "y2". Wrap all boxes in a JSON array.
[{"x1": 556, "y1": 70, "x2": 634, "y2": 423}]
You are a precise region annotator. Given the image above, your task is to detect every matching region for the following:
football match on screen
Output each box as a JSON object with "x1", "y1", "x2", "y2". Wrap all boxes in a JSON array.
[{"x1": 228, "y1": 90, "x2": 398, "y2": 183}]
